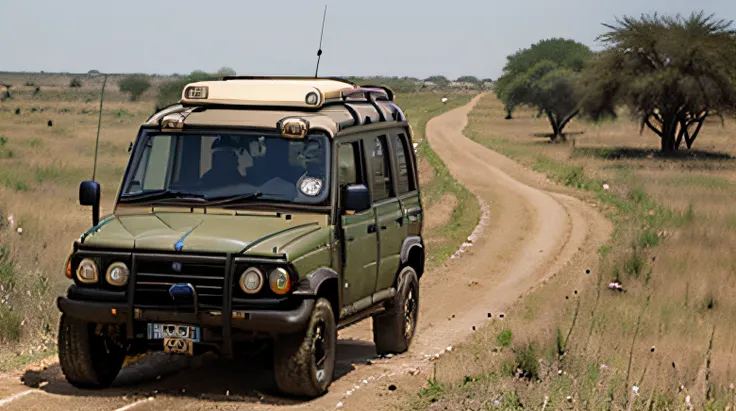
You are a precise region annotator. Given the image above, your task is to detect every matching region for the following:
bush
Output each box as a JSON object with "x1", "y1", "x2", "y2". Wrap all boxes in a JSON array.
[
  {"x1": 497, "y1": 329, "x2": 513, "y2": 346},
  {"x1": 69, "y1": 78, "x2": 82, "y2": 88},
  {"x1": 119, "y1": 76, "x2": 151, "y2": 101},
  {"x1": 514, "y1": 342, "x2": 539, "y2": 380}
]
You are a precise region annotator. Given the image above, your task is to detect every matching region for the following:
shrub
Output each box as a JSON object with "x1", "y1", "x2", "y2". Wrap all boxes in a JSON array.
[
  {"x1": 514, "y1": 342, "x2": 539, "y2": 380},
  {"x1": 119, "y1": 76, "x2": 151, "y2": 101},
  {"x1": 69, "y1": 78, "x2": 82, "y2": 88},
  {"x1": 497, "y1": 329, "x2": 513, "y2": 346}
]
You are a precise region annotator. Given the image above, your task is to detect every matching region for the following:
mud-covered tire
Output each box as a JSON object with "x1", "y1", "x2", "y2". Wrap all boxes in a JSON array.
[
  {"x1": 372, "y1": 266, "x2": 419, "y2": 355},
  {"x1": 58, "y1": 314, "x2": 126, "y2": 389},
  {"x1": 273, "y1": 298, "x2": 336, "y2": 398}
]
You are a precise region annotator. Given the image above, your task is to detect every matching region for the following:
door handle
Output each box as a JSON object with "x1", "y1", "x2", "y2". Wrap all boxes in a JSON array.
[{"x1": 367, "y1": 224, "x2": 377, "y2": 234}]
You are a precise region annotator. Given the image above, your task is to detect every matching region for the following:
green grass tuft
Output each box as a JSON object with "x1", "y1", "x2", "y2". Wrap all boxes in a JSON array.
[{"x1": 497, "y1": 329, "x2": 513, "y2": 347}]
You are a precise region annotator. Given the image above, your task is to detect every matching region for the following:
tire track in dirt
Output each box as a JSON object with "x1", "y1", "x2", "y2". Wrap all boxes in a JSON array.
[{"x1": 0, "y1": 93, "x2": 611, "y2": 411}]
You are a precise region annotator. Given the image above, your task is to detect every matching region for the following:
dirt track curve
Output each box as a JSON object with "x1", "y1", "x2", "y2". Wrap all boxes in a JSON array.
[{"x1": 0, "y1": 93, "x2": 612, "y2": 410}]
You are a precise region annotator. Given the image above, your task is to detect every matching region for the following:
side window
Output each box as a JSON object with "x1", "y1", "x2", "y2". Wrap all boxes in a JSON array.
[
  {"x1": 368, "y1": 135, "x2": 394, "y2": 202},
  {"x1": 391, "y1": 133, "x2": 416, "y2": 194},
  {"x1": 337, "y1": 141, "x2": 364, "y2": 187},
  {"x1": 128, "y1": 135, "x2": 173, "y2": 193}
]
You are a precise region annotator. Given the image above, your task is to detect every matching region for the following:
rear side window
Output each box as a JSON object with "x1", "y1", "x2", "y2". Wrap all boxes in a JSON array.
[
  {"x1": 391, "y1": 133, "x2": 416, "y2": 194},
  {"x1": 368, "y1": 135, "x2": 394, "y2": 202}
]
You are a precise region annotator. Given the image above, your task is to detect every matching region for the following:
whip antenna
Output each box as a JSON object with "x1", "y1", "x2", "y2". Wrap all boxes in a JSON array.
[{"x1": 314, "y1": 5, "x2": 327, "y2": 77}]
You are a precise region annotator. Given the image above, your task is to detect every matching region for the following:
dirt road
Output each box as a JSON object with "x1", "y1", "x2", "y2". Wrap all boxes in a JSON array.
[{"x1": 0, "y1": 94, "x2": 611, "y2": 410}]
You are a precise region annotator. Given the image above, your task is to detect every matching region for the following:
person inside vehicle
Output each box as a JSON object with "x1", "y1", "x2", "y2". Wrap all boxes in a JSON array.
[{"x1": 200, "y1": 135, "x2": 246, "y2": 187}]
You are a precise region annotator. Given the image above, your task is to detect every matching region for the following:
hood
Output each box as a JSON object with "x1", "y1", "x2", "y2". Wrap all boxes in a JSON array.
[{"x1": 80, "y1": 210, "x2": 329, "y2": 256}]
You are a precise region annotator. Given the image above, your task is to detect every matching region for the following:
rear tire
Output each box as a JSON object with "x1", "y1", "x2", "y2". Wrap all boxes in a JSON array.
[
  {"x1": 372, "y1": 266, "x2": 419, "y2": 355},
  {"x1": 273, "y1": 298, "x2": 336, "y2": 398},
  {"x1": 58, "y1": 314, "x2": 126, "y2": 389}
]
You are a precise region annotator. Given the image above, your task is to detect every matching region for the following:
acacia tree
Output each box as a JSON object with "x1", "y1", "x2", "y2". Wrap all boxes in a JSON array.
[
  {"x1": 496, "y1": 39, "x2": 592, "y2": 140},
  {"x1": 582, "y1": 12, "x2": 736, "y2": 152}
]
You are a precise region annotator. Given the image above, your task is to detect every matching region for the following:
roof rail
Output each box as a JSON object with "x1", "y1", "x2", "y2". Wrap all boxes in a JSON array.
[
  {"x1": 357, "y1": 85, "x2": 395, "y2": 101},
  {"x1": 340, "y1": 87, "x2": 392, "y2": 102},
  {"x1": 221, "y1": 75, "x2": 356, "y2": 86}
]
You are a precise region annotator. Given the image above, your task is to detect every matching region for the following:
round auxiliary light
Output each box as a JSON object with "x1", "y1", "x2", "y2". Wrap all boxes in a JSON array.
[
  {"x1": 76, "y1": 258, "x2": 99, "y2": 284},
  {"x1": 240, "y1": 267, "x2": 264, "y2": 294},
  {"x1": 106, "y1": 262, "x2": 130, "y2": 287},
  {"x1": 305, "y1": 91, "x2": 320, "y2": 105},
  {"x1": 269, "y1": 268, "x2": 291, "y2": 295}
]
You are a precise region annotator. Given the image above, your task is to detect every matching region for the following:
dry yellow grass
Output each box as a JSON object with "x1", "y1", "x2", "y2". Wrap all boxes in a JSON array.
[{"x1": 417, "y1": 94, "x2": 736, "y2": 410}]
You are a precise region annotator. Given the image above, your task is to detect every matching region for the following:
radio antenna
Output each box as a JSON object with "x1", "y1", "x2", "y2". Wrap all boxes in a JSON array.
[{"x1": 314, "y1": 5, "x2": 327, "y2": 77}]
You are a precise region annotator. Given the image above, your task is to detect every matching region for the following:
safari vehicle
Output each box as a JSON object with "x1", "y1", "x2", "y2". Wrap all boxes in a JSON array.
[{"x1": 56, "y1": 76, "x2": 425, "y2": 397}]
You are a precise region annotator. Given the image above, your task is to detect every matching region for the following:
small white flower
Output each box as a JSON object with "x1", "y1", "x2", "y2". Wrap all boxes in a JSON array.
[
  {"x1": 633, "y1": 385, "x2": 639, "y2": 394},
  {"x1": 16, "y1": 227, "x2": 22, "y2": 234},
  {"x1": 600, "y1": 364, "x2": 608, "y2": 369},
  {"x1": 446, "y1": 346, "x2": 453, "y2": 352},
  {"x1": 603, "y1": 184, "x2": 610, "y2": 190}
]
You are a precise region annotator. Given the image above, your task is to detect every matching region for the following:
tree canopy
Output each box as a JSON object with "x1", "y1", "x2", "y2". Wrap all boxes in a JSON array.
[
  {"x1": 118, "y1": 76, "x2": 151, "y2": 101},
  {"x1": 216, "y1": 66, "x2": 237, "y2": 77},
  {"x1": 581, "y1": 11, "x2": 736, "y2": 152},
  {"x1": 496, "y1": 38, "x2": 593, "y2": 119},
  {"x1": 495, "y1": 38, "x2": 593, "y2": 140}
]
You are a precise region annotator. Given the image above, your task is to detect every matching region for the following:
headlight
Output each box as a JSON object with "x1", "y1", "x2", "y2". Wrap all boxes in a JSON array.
[
  {"x1": 64, "y1": 255, "x2": 73, "y2": 279},
  {"x1": 106, "y1": 262, "x2": 129, "y2": 287},
  {"x1": 269, "y1": 268, "x2": 291, "y2": 295},
  {"x1": 76, "y1": 258, "x2": 99, "y2": 284},
  {"x1": 239, "y1": 267, "x2": 264, "y2": 294}
]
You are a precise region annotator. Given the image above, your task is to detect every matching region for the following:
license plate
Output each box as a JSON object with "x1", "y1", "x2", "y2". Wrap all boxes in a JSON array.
[
  {"x1": 163, "y1": 337, "x2": 194, "y2": 355},
  {"x1": 147, "y1": 323, "x2": 201, "y2": 342}
]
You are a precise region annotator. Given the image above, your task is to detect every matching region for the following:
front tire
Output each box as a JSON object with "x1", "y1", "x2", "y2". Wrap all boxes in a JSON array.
[
  {"x1": 58, "y1": 314, "x2": 126, "y2": 389},
  {"x1": 372, "y1": 266, "x2": 419, "y2": 355},
  {"x1": 273, "y1": 298, "x2": 336, "y2": 398}
]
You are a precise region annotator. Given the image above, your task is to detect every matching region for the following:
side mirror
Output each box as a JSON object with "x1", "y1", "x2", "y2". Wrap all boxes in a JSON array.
[
  {"x1": 79, "y1": 181, "x2": 101, "y2": 226},
  {"x1": 342, "y1": 184, "x2": 371, "y2": 213}
]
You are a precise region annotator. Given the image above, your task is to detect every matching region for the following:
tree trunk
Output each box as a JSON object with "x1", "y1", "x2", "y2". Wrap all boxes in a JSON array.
[
  {"x1": 545, "y1": 110, "x2": 561, "y2": 143},
  {"x1": 660, "y1": 119, "x2": 677, "y2": 153}
]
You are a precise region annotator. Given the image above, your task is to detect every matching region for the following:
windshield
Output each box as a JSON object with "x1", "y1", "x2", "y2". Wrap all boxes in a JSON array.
[{"x1": 120, "y1": 131, "x2": 330, "y2": 205}]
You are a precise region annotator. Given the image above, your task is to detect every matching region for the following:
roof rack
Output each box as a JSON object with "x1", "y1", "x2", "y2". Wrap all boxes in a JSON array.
[
  {"x1": 356, "y1": 85, "x2": 395, "y2": 101},
  {"x1": 221, "y1": 75, "x2": 356, "y2": 86},
  {"x1": 339, "y1": 86, "x2": 393, "y2": 102}
]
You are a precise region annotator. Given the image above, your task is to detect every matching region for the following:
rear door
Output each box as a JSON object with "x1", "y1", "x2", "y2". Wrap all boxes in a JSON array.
[
  {"x1": 389, "y1": 130, "x2": 422, "y2": 237},
  {"x1": 338, "y1": 139, "x2": 378, "y2": 309},
  {"x1": 366, "y1": 133, "x2": 404, "y2": 292}
]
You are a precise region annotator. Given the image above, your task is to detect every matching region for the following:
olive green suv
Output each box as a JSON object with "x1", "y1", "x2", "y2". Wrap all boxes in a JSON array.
[{"x1": 56, "y1": 76, "x2": 424, "y2": 397}]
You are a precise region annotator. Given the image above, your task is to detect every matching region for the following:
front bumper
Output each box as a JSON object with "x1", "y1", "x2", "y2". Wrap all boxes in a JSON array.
[
  {"x1": 57, "y1": 296, "x2": 314, "y2": 335},
  {"x1": 58, "y1": 250, "x2": 314, "y2": 357}
]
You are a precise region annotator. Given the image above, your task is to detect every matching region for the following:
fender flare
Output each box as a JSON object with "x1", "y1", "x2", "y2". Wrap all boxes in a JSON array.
[
  {"x1": 400, "y1": 236, "x2": 424, "y2": 264},
  {"x1": 292, "y1": 267, "x2": 339, "y2": 296}
]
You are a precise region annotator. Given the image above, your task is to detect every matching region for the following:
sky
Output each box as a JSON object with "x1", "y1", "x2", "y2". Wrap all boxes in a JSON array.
[{"x1": 2, "y1": 0, "x2": 735, "y2": 80}]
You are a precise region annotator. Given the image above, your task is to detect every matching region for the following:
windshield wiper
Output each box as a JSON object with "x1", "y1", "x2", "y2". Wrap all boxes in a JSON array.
[
  {"x1": 205, "y1": 192, "x2": 263, "y2": 207},
  {"x1": 120, "y1": 190, "x2": 207, "y2": 203}
]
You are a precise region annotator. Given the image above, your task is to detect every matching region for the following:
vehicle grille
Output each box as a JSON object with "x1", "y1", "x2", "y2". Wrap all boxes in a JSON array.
[{"x1": 133, "y1": 257, "x2": 226, "y2": 310}]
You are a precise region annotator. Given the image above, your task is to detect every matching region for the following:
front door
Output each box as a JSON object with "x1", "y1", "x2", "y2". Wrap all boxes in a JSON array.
[
  {"x1": 366, "y1": 134, "x2": 403, "y2": 292},
  {"x1": 338, "y1": 141, "x2": 377, "y2": 309}
]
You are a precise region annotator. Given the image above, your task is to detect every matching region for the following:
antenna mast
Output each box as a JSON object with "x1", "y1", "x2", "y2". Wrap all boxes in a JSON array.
[{"x1": 314, "y1": 5, "x2": 327, "y2": 77}]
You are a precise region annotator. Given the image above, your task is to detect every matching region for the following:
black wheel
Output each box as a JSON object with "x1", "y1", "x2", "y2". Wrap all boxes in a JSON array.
[
  {"x1": 57, "y1": 314, "x2": 126, "y2": 389},
  {"x1": 273, "y1": 298, "x2": 336, "y2": 398},
  {"x1": 373, "y1": 266, "x2": 419, "y2": 355}
]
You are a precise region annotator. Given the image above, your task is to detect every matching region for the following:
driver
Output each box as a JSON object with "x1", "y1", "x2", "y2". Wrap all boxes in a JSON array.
[{"x1": 200, "y1": 135, "x2": 246, "y2": 187}]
